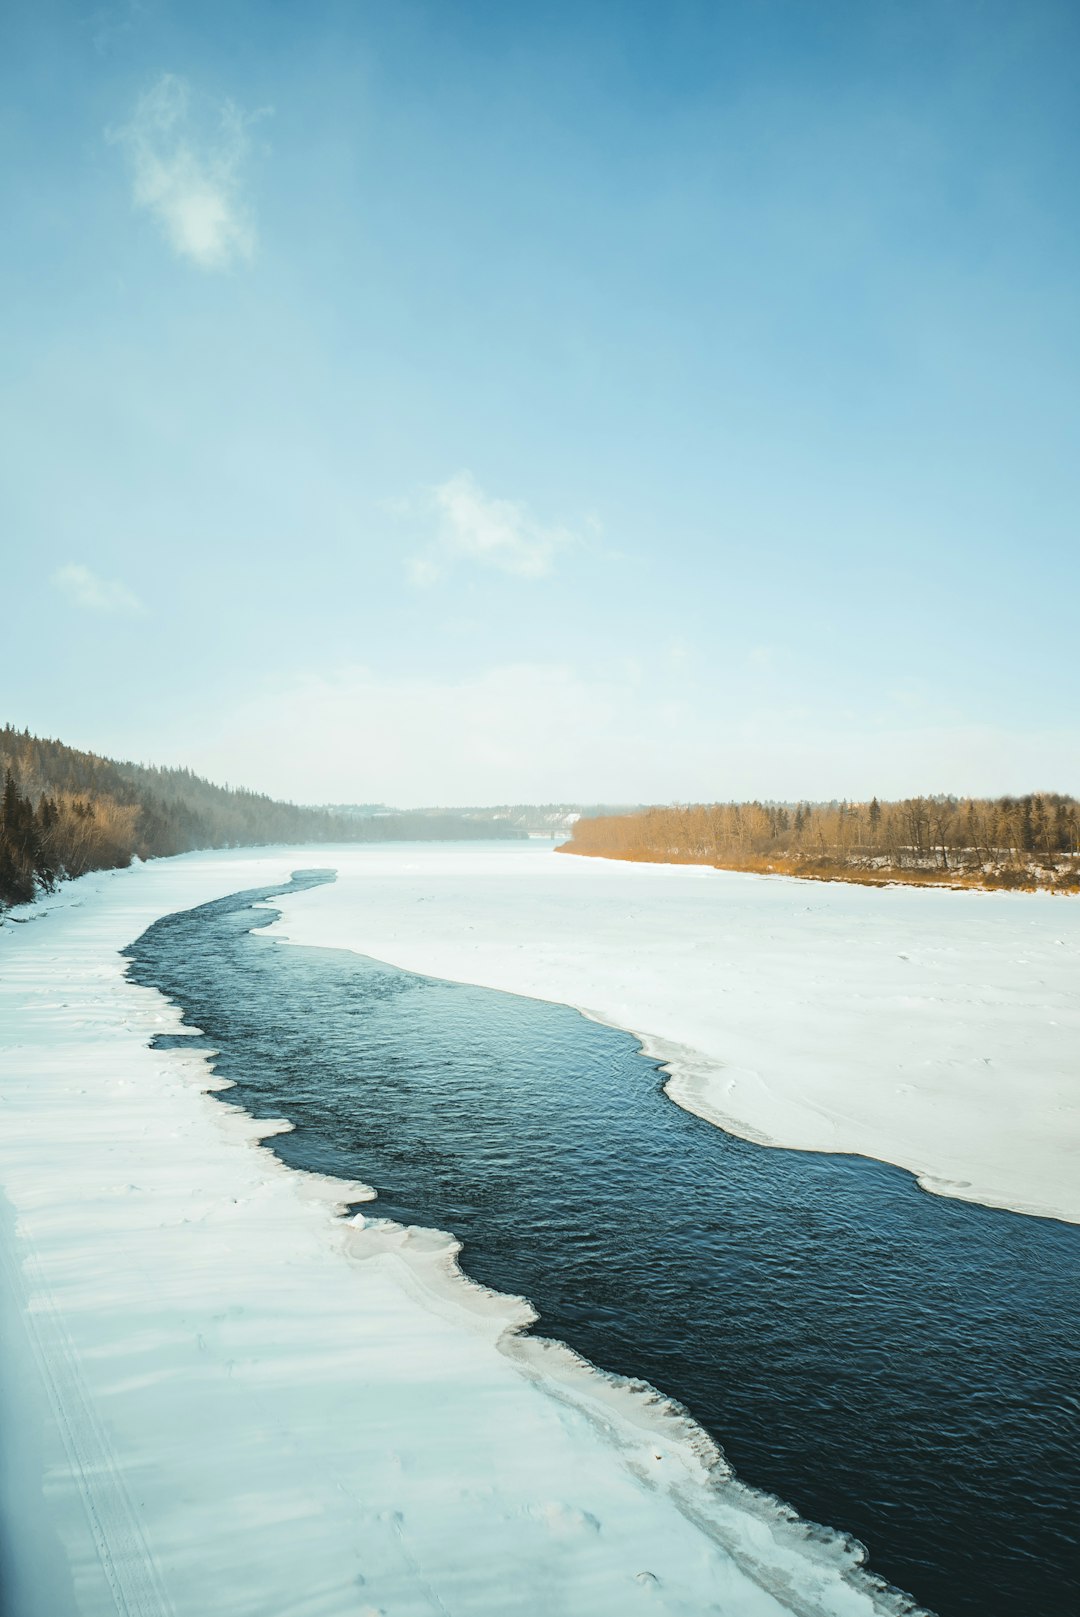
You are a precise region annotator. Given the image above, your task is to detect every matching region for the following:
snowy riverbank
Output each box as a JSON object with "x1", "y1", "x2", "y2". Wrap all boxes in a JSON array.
[
  {"x1": 265, "y1": 841, "x2": 1080, "y2": 1225},
  {"x1": 0, "y1": 849, "x2": 920, "y2": 1616}
]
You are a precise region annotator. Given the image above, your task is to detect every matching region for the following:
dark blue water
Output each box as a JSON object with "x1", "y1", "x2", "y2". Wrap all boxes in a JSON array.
[{"x1": 125, "y1": 873, "x2": 1080, "y2": 1617}]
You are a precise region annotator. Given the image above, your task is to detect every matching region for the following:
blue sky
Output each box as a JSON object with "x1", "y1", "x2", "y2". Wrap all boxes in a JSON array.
[{"x1": 3, "y1": 0, "x2": 1078, "y2": 804}]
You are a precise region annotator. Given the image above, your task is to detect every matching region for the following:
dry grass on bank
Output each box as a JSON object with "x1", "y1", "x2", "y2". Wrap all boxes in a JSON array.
[{"x1": 557, "y1": 842, "x2": 1080, "y2": 892}]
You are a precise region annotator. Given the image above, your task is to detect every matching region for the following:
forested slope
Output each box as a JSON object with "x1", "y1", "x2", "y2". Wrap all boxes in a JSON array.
[
  {"x1": 0, "y1": 725, "x2": 522, "y2": 910},
  {"x1": 559, "y1": 795, "x2": 1080, "y2": 891}
]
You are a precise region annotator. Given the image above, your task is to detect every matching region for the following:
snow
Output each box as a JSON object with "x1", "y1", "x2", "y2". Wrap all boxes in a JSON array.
[
  {"x1": 264, "y1": 841, "x2": 1080, "y2": 1225},
  {"x1": 0, "y1": 848, "x2": 921, "y2": 1617}
]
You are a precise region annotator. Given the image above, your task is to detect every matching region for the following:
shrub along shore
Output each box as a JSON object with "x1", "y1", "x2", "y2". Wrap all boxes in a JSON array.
[{"x1": 558, "y1": 795, "x2": 1080, "y2": 892}]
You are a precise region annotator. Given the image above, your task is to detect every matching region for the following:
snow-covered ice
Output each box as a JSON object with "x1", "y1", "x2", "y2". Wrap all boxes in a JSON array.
[
  {"x1": 0, "y1": 849, "x2": 925, "y2": 1617},
  {"x1": 265, "y1": 841, "x2": 1080, "y2": 1225}
]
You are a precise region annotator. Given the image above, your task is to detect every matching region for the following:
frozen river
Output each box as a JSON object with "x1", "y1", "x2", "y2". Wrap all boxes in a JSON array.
[
  {"x1": 265, "y1": 840, "x2": 1080, "y2": 1224},
  {"x1": 1, "y1": 842, "x2": 1077, "y2": 1615},
  {"x1": 128, "y1": 868, "x2": 1080, "y2": 1617}
]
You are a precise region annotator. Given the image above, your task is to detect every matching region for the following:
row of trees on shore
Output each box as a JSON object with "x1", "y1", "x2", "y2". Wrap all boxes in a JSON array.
[
  {"x1": 0, "y1": 726, "x2": 522, "y2": 912},
  {"x1": 0, "y1": 769, "x2": 140, "y2": 906},
  {"x1": 560, "y1": 794, "x2": 1080, "y2": 890}
]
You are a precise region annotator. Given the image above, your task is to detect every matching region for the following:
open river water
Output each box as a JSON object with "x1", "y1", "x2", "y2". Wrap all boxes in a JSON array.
[{"x1": 125, "y1": 872, "x2": 1080, "y2": 1617}]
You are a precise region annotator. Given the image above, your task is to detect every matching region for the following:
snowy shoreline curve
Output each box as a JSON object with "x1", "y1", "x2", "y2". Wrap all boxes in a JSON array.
[
  {"x1": 0, "y1": 849, "x2": 925, "y2": 1617},
  {"x1": 262, "y1": 841, "x2": 1080, "y2": 1226}
]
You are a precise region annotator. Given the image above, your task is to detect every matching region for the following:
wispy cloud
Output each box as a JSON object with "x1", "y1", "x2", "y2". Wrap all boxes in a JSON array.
[
  {"x1": 403, "y1": 472, "x2": 576, "y2": 584},
  {"x1": 406, "y1": 556, "x2": 443, "y2": 588},
  {"x1": 86, "y1": 1, "x2": 149, "y2": 58},
  {"x1": 109, "y1": 74, "x2": 264, "y2": 270},
  {"x1": 52, "y1": 564, "x2": 145, "y2": 616}
]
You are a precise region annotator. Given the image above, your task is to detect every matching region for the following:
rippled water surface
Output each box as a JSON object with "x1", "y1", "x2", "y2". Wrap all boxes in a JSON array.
[{"x1": 126, "y1": 873, "x2": 1080, "y2": 1617}]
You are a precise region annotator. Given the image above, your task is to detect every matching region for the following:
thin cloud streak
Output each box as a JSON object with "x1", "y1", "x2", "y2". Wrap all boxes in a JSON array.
[
  {"x1": 109, "y1": 74, "x2": 262, "y2": 270},
  {"x1": 405, "y1": 471, "x2": 575, "y2": 583},
  {"x1": 52, "y1": 564, "x2": 145, "y2": 616}
]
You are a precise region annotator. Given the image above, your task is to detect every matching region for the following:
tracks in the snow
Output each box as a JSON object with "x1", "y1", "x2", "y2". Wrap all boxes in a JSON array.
[{"x1": 12, "y1": 1238, "x2": 175, "y2": 1616}]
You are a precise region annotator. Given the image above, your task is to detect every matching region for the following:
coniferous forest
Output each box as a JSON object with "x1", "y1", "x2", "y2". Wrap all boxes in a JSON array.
[
  {"x1": 560, "y1": 795, "x2": 1080, "y2": 891},
  {"x1": 0, "y1": 725, "x2": 523, "y2": 911}
]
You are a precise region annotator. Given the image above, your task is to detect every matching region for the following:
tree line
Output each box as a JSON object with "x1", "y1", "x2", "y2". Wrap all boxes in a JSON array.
[
  {"x1": 560, "y1": 794, "x2": 1080, "y2": 891},
  {"x1": 0, "y1": 725, "x2": 522, "y2": 912}
]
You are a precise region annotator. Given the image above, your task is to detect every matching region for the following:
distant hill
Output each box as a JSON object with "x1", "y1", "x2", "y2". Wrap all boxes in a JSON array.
[
  {"x1": 0, "y1": 725, "x2": 524, "y2": 911},
  {"x1": 418, "y1": 803, "x2": 642, "y2": 835}
]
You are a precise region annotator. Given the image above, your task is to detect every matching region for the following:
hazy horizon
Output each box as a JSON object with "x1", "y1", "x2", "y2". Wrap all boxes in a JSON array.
[{"x1": 4, "y1": 1, "x2": 1078, "y2": 803}]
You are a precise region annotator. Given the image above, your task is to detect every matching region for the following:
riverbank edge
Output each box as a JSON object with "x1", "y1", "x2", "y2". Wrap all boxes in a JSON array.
[
  {"x1": 555, "y1": 842, "x2": 1080, "y2": 894},
  {"x1": 263, "y1": 846, "x2": 1080, "y2": 1228}
]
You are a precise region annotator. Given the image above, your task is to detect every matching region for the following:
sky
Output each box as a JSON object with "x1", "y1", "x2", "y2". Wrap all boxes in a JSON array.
[{"x1": 3, "y1": 0, "x2": 1079, "y2": 806}]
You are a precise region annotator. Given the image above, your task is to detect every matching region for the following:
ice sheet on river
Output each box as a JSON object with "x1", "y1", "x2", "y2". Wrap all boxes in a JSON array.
[
  {"x1": 0, "y1": 850, "x2": 922, "y2": 1616},
  {"x1": 265, "y1": 841, "x2": 1080, "y2": 1225}
]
